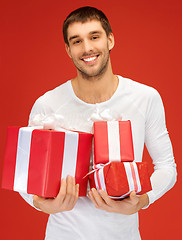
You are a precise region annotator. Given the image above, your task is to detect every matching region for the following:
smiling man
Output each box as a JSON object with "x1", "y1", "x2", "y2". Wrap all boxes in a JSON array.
[
  {"x1": 20, "y1": 6, "x2": 177, "y2": 240},
  {"x1": 65, "y1": 17, "x2": 117, "y2": 104},
  {"x1": 66, "y1": 20, "x2": 113, "y2": 79}
]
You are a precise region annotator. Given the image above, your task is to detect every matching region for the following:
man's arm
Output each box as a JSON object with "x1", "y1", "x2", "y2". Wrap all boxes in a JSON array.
[
  {"x1": 89, "y1": 89, "x2": 177, "y2": 214},
  {"x1": 143, "y1": 89, "x2": 177, "y2": 205}
]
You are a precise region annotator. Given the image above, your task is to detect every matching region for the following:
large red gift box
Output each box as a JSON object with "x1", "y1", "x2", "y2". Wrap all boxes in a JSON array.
[
  {"x1": 94, "y1": 121, "x2": 134, "y2": 164},
  {"x1": 89, "y1": 162, "x2": 152, "y2": 199},
  {"x1": 2, "y1": 127, "x2": 93, "y2": 197}
]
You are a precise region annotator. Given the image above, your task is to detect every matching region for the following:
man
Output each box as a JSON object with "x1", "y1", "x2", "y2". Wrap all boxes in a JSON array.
[{"x1": 20, "y1": 6, "x2": 177, "y2": 240}]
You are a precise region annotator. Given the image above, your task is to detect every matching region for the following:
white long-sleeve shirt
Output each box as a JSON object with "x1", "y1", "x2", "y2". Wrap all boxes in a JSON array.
[{"x1": 20, "y1": 75, "x2": 177, "y2": 240}]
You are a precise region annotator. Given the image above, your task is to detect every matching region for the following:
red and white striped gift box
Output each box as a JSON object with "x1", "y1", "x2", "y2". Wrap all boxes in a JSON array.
[
  {"x1": 93, "y1": 121, "x2": 134, "y2": 164},
  {"x1": 89, "y1": 162, "x2": 152, "y2": 199},
  {"x1": 2, "y1": 126, "x2": 93, "y2": 197}
]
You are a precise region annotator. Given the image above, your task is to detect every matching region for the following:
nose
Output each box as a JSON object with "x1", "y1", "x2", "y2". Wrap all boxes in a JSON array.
[{"x1": 82, "y1": 39, "x2": 94, "y2": 53}]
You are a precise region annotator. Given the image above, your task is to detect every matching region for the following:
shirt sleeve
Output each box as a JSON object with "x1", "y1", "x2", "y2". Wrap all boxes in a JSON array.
[
  {"x1": 19, "y1": 192, "x2": 41, "y2": 211},
  {"x1": 144, "y1": 89, "x2": 177, "y2": 206},
  {"x1": 28, "y1": 97, "x2": 50, "y2": 126}
]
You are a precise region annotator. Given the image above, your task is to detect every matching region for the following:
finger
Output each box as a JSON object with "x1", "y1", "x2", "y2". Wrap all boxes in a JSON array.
[
  {"x1": 56, "y1": 178, "x2": 67, "y2": 202},
  {"x1": 66, "y1": 175, "x2": 75, "y2": 200},
  {"x1": 33, "y1": 195, "x2": 39, "y2": 201},
  {"x1": 72, "y1": 184, "x2": 79, "y2": 206},
  {"x1": 75, "y1": 184, "x2": 79, "y2": 198},
  {"x1": 72, "y1": 176, "x2": 76, "y2": 194},
  {"x1": 61, "y1": 176, "x2": 75, "y2": 208},
  {"x1": 130, "y1": 191, "x2": 136, "y2": 199},
  {"x1": 88, "y1": 190, "x2": 99, "y2": 208},
  {"x1": 68, "y1": 179, "x2": 78, "y2": 207},
  {"x1": 129, "y1": 191, "x2": 139, "y2": 204},
  {"x1": 98, "y1": 190, "x2": 113, "y2": 206},
  {"x1": 91, "y1": 188, "x2": 107, "y2": 209}
]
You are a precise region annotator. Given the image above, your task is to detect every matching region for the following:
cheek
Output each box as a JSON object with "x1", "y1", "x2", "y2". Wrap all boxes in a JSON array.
[
  {"x1": 98, "y1": 40, "x2": 110, "y2": 52},
  {"x1": 70, "y1": 47, "x2": 82, "y2": 59}
]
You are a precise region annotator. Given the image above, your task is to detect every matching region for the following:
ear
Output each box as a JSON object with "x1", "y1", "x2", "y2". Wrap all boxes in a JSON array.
[
  {"x1": 108, "y1": 33, "x2": 115, "y2": 51},
  {"x1": 65, "y1": 43, "x2": 72, "y2": 58}
]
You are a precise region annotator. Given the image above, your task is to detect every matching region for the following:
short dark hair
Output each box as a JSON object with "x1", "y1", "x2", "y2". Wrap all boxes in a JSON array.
[{"x1": 63, "y1": 6, "x2": 112, "y2": 45}]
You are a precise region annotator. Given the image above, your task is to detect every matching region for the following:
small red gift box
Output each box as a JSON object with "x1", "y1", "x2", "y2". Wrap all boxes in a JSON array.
[
  {"x1": 2, "y1": 127, "x2": 93, "y2": 197},
  {"x1": 94, "y1": 121, "x2": 134, "y2": 164},
  {"x1": 89, "y1": 162, "x2": 152, "y2": 199}
]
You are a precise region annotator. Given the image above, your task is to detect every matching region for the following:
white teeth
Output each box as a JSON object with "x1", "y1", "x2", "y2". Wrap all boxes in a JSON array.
[{"x1": 83, "y1": 56, "x2": 97, "y2": 62}]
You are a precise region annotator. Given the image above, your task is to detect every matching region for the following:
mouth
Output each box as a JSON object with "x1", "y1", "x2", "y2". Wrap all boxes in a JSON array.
[{"x1": 81, "y1": 54, "x2": 100, "y2": 64}]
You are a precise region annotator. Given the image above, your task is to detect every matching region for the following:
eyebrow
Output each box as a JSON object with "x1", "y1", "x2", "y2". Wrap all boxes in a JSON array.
[
  {"x1": 89, "y1": 30, "x2": 103, "y2": 35},
  {"x1": 69, "y1": 35, "x2": 79, "y2": 42},
  {"x1": 68, "y1": 30, "x2": 103, "y2": 42}
]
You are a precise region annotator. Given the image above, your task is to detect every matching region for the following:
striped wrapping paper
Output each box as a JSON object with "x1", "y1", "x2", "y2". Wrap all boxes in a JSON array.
[
  {"x1": 93, "y1": 121, "x2": 134, "y2": 164},
  {"x1": 2, "y1": 126, "x2": 92, "y2": 197},
  {"x1": 89, "y1": 162, "x2": 152, "y2": 199}
]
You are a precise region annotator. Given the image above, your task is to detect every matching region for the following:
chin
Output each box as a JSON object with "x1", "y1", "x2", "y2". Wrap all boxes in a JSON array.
[
  {"x1": 79, "y1": 67, "x2": 108, "y2": 79},
  {"x1": 81, "y1": 72, "x2": 103, "y2": 79}
]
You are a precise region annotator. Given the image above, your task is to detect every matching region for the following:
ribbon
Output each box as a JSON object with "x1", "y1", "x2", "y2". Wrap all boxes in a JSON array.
[
  {"x1": 29, "y1": 113, "x2": 64, "y2": 130},
  {"x1": 107, "y1": 121, "x2": 121, "y2": 162},
  {"x1": 94, "y1": 120, "x2": 134, "y2": 164},
  {"x1": 61, "y1": 131, "x2": 78, "y2": 179},
  {"x1": 89, "y1": 162, "x2": 142, "y2": 199},
  {"x1": 14, "y1": 127, "x2": 37, "y2": 192}
]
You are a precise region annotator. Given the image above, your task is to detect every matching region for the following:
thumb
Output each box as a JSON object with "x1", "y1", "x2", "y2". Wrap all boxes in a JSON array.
[
  {"x1": 33, "y1": 195, "x2": 45, "y2": 203},
  {"x1": 33, "y1": 195, "x2": 43, "y2": 209},
  {"x1": 130, "y1": 191, "x2": 138, "y2": 203},
  {"x1": 33, "y1": 195, "x2": 39, "y2": 201}
]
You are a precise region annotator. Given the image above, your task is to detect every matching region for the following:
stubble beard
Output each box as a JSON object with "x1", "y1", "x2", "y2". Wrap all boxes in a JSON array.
[{"x1": 73, "y1": 50, "x2": 110, "y2": 81}]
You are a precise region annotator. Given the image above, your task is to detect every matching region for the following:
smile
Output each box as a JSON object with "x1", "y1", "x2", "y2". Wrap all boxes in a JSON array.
[
  {"x1": 83, "y1": 56, "x2": 97, "y2": 62},
  {"x1": 81, "y1": 55, "x2": 99, "y2": 64}
]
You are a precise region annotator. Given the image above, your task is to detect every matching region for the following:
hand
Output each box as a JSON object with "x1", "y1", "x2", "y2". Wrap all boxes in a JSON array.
[
  {"x1": 33, "y1": 175, "x2": 79, "y2": 214},
  {"x1": 88, "y1": 188, "x2": 149, "y2": 215}
]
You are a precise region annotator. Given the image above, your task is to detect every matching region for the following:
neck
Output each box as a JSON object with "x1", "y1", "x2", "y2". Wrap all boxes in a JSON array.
[{"x1": 71, "y1": 61, "x2": 118, "y2": 104}]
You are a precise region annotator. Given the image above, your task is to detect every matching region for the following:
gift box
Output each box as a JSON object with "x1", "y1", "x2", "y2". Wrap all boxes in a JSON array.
[
  {"x1": 2, "y1": 127, "x2": 93, "y2": 197},
  {"x1": 89, "y1": 162, "x2": 152, "y2": 199},
  {"x1": 94, "y1": 121, "x2": 134, "y2": 164}
]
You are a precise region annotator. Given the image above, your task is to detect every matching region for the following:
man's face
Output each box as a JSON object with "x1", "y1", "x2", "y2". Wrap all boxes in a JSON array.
[{"x1": 65, "y1": 20, "x2": 114, "y2": 79}]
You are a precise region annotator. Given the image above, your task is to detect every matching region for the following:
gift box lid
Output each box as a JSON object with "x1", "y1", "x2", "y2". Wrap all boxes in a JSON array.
[{"x1": 94, "y1": 120, "x2": 134, "y2": 163}]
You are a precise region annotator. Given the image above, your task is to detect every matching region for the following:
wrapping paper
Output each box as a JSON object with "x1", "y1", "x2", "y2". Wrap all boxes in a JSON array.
[
  {"x1": 94, "y1": 121, "x2": 134, "y2": 164},
  {"x1": 89, "y1": 162, "x2": 152, "y2": 199},
  {"x1": 2, "y1": 127, "x2": 93, "y2": 197}
]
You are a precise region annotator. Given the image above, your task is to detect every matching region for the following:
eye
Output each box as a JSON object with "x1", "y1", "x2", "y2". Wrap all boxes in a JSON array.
[
  {"x1": 73, "y1": 40, "x2": 81, "y2": 45},
  {"x1": 91, "y1": 35, "x2": 99, "y2": 40}
]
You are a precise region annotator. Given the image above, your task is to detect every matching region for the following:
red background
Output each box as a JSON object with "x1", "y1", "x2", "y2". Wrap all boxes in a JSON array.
[{"x1": 0, "y1": 0, "x2": 181, "y2": 239}]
